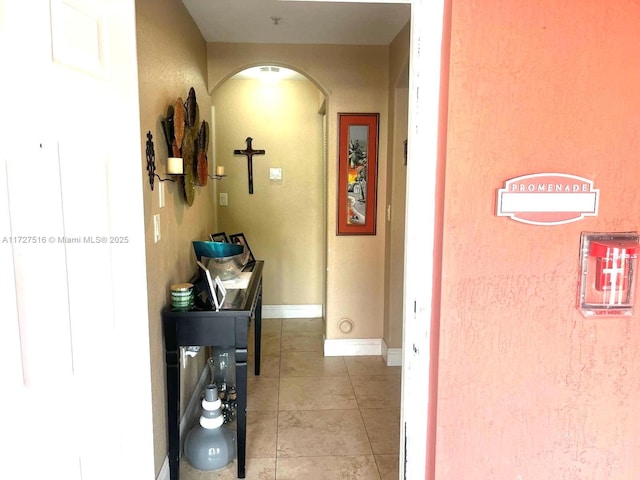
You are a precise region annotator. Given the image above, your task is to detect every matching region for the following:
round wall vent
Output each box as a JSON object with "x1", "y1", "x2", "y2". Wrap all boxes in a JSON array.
[{"x1": 338, "y1": 318, "x2": 354, "y2": 334}]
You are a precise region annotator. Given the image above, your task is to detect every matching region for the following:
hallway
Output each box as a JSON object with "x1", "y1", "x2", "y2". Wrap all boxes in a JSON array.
[{"x1": 180, "y1": 318, "x2": 401, "y2": 479}]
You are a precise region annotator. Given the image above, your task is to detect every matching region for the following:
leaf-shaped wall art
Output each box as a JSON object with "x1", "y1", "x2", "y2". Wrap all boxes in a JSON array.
[
  {"x1": 196, "y1": 120, "x2": 209, "y2": 186},
  {"x1": 172, "y1": 97, "x2": 185, "y2": 157},
  {"x1": 181, "y1": 126, "x2": 196, "y2": 205},
  {"x1": 185, "y1": 87, "x2": 197, "y2": 128},
  {"x1": 161, "y1": 104, "x2": 175, "y2": 152}
]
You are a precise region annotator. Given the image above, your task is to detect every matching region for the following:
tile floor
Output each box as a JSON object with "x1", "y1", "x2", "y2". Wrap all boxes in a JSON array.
[{"x1": 180, "y1": 318, "x2": 401, "y2": 480}]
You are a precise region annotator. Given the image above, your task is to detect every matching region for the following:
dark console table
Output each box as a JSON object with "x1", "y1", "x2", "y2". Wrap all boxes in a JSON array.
[{"x1": 162, "y1": 260, "x2": 263, "y2": 479}]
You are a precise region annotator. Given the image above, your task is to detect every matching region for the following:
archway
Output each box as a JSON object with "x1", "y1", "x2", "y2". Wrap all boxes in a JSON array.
[{"x1": 210, "y1": 65, "x2": 328, "y2": 320}]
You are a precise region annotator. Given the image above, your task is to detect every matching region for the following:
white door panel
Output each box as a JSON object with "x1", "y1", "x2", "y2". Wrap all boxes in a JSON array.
[
  {"x1": 0, "y1": 159, "x2": 24, "y2": 389},
  {"x1": 5, "y1": 141, "x2": 74, "y2": 387},
  {"x1": 1, "y1": 1, "x2": 154, "y2": 478},
  {"x1": 57, "y1": 141, "x2": 114, "y2": 372},
  {"x1": 3, "y1": 141, "x2": 82, "y2": 479},
  {"x1": 57, "y1": 141, "x2": 119, "y2": 480}
]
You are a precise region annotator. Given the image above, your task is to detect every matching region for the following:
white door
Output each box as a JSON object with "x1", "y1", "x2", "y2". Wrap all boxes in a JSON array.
[{"x1": 0, "y1": 1, "x2": 154, "y2": 478}]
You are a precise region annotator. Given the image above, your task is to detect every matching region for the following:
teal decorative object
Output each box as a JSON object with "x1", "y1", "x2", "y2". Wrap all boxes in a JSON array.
[{"x1": 192, "y1": 241, "x2": 243, "y2": 260}]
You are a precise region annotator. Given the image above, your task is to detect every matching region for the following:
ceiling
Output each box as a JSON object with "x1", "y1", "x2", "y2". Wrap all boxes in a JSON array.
[{"x1": 181, "y1": 0, "x2": 411, "y2": 45}]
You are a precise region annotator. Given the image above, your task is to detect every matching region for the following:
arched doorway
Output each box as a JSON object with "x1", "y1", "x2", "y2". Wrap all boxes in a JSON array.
[{"x1": 210, "y1": 65, "x2": 328, "y2": 320}]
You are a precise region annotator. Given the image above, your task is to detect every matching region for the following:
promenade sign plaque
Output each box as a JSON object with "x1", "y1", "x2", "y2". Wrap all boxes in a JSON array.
[{"x1": 496, "y1": 173, "x2": 599, "y2": 226}]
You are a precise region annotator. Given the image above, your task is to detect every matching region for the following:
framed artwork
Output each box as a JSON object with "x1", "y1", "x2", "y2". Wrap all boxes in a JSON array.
[
  {"x1": 229, "y1": 232, "x2": 256, "y2": 265},
  {"x1": 337, "y1": 113, "x2": 379, "y2": 235},
  {"x1": 210, "y1": 232, "x2": 230, "y2": 243}
]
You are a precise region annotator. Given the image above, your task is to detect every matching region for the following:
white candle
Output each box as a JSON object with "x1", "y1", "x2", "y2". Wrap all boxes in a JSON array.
[
  {"x1": 167, "y1": 157, "x2": 183, "y2": 175},
  {"x1": 216, "y1": 165, "x2": 225, "y2": 176}
]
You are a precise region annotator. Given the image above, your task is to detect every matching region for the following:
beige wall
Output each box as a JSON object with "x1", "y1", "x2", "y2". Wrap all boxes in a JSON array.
[
  {"x1": 207, "y1": 43, "x2": 391, "y2": 340},
  {"x1": 384, "y1": 23, "x2": 411, "y2": 349},
  {"x1": 135, "y1": 0, "x2": 214, "y2": 473},
  {"x1": 212, "y1": 78, "x2": 324, "y2": 305}
]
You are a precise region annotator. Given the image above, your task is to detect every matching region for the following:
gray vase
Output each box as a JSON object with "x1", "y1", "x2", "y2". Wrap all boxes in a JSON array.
[{"x1": 184, "y1": 384, "x2": 236, "y2": 471}]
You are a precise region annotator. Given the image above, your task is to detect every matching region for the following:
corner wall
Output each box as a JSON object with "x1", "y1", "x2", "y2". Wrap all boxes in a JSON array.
[{"x1": 385, "y1": 22, "x2": 411, "y2": 350}]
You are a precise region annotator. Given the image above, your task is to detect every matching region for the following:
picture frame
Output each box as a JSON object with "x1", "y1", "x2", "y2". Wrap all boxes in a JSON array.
[
  {"x1": 196, "y1": 260, "x2": 226, "y2": 311},
  {"x1": 229, "y1": 232, "x2": 256, "y2": 266},
  {"x1": 210, "y1": 231, "x2": 230, "y2": 243},
  {"x1": 337, "y1": 113, "x2": 379, "y2": 235},
  {"x1": 213, "y1": 275, "x2": 227, "y2": 311}
]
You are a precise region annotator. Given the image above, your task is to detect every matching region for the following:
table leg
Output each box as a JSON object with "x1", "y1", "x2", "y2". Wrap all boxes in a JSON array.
[
  {"x1": 254, "y1": 287, "x2": 262, "y2": 376},
  {"x1": 166, "y1": 351, "x2": 180, "y2": 480},
  {"x1": 235, "y1": 347, "x2": 248, "y2": 478}
]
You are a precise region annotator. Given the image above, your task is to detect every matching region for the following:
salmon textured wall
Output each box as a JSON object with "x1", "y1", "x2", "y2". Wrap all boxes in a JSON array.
[{"x1": 436, "y1": 0, "x2": 640, "y2": 478}]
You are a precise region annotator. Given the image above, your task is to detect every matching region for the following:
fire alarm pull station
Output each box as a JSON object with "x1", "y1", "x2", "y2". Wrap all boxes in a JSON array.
[{"x1": 578, "y1": 232, "x2": 639, "y2": 317}]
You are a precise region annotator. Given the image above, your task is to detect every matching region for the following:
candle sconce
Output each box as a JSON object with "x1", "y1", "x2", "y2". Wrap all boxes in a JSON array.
[
  {"x1": 146, "y1": 131, "x2": 184, "y2": 191},
  {"x1": 206, "y1": 166, "x2": 227, "y2": 181}
]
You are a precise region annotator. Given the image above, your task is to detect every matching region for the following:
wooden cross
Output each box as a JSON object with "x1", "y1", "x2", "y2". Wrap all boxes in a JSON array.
[{"x1": 233, "y1": 137, "x2": 265, "y2": 194}]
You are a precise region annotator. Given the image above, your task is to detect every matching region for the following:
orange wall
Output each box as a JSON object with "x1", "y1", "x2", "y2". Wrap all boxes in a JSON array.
[{"x1": 436, "y1": 0, "x2": 640, "y2": 478}]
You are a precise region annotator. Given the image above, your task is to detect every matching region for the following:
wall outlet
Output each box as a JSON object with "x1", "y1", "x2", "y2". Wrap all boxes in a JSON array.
[{"x1": 219, "y1": 192, "x2": 228, "y2": 206}]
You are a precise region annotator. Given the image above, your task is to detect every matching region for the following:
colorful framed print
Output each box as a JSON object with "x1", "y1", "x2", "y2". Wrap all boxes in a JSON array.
[{"x1": 337, "y1": 113, "x2": 379, "y2": 235}]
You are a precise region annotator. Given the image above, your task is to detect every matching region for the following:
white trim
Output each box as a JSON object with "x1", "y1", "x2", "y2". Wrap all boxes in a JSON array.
[
  {"x1": 323, "y1": 337, "x2": 383, "y2": 356},
  {"x1": 156, "y1": 364, "x2": 211, "y2": 480},
  {"x1": 382, "y1": 340, "x2": 403, "y2": 366},
  {"x1": 262, "y1": 304, "x2": 322, "y2": 318}
]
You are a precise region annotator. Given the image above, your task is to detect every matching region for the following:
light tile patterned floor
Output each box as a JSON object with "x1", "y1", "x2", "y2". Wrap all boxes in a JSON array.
[{"x1": 180, "y1": 318, "x2": 401, "y2": 480}]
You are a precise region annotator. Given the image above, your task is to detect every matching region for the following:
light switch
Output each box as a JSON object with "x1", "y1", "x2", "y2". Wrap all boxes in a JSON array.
[
  {"x1": 153, "y1": 214, "x2": 161, "y2": 243},
  {"x1": 269, "y1": 167, "x2": 282, "y2": 180},
  {"x1": 219, "y1": 192, "x2": 228, "y2": 206},
  {"x1": 158, "y1": 182, "x2": 165, "y2": 208}
]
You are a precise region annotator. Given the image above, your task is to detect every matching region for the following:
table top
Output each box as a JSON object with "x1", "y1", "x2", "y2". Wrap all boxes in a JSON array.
[{"x1": 167, "y1": 260, "x2": 263, "y2": 317}]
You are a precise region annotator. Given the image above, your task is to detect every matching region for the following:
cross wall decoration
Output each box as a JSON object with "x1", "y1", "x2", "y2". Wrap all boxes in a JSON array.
[{"x1": 233, "y1": 137, "x2": 265, "y2": 194}]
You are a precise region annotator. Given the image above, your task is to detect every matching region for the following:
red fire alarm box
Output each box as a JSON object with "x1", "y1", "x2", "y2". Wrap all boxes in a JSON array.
[
  {"x1": 591, "y1": 240, "x2": 636, "y2": 291},
  {"x1": 578, "y1": 232, "x2": 639, "y2": 317}
]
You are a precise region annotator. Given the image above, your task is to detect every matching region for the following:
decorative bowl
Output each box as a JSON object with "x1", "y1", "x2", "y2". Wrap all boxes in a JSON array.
[
  {"x1": 192, "y1": 241, "x2": 243, "y2": 260},
  {"x1": 201, "y1": 254, "x2": 246, "y2": 280}
]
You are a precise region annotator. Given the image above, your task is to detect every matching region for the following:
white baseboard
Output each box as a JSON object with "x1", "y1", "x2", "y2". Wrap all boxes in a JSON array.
[
  {"x1": 156, "y1": 364, "x2": 210, "y2": 480},
  {"x1": 323, "y1": 338, "x2": 382, "y2": 356},
  {"x1": 323, "y1": 338, "x2": 403, "y2": 365},
  {"x1": 262, "y1": 304, "x2": 322, "y2": 319},
  {"x1": 382, "y1": 340, "x2": 403, "y2": 367}
]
